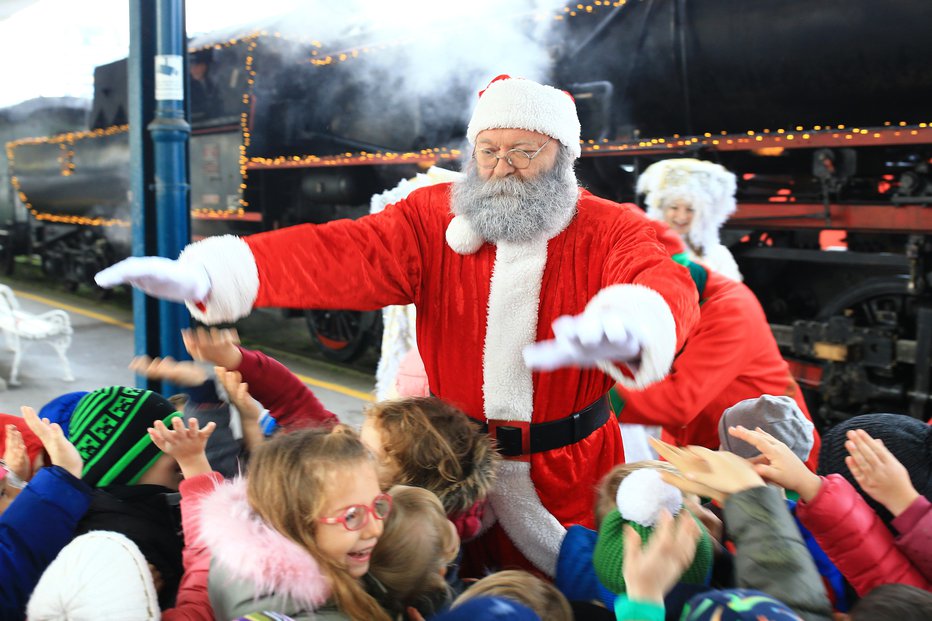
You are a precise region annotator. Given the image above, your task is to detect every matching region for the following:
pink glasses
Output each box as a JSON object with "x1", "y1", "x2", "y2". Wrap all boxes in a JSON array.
[{"x1": 317, "y1": 493, "x2": 393, "y2": 531}]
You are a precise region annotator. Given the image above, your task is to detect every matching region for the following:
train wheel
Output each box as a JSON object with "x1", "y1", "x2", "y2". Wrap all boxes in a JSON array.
[{"x1": 304, "y1": 309, "x2": 378, "y2": 363}]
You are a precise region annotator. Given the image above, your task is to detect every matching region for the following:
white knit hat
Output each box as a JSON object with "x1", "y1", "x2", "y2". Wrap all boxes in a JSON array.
[
  {"x1": 637, "y1": 158, "x2": 737, "y2": 253},
  {"x1": 466, "y1": 75, "x2": 581, "y2": 158},
  {"x1": 27, "y1": 531, "x2": 160, "y2": 621}
]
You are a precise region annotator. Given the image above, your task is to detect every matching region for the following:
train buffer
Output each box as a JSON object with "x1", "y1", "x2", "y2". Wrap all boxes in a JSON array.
[{"x1": 0, "y1": 285, "x2": 74, "y2": 389}]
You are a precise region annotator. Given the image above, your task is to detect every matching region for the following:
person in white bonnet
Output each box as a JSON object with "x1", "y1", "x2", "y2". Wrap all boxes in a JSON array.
[
  {"x1": 639, "y1": 158, "x2": 743, "y2": 282},
  {"x1": 27, "y1": 531, "x2": 160, "y2": 621},
  {"x1": 95, "y1": 74, "x2": 700, "y2": 576}
]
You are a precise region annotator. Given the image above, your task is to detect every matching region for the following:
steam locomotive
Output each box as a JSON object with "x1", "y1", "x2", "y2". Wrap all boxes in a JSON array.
[{"x1": 3, "y1": 0, "x2": 932, "y2": 425}]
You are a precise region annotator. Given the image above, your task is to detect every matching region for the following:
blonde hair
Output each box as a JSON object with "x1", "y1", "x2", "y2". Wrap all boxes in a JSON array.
[
  {"x1": 453, "y1": 570, "x2": 573, "y2": 621},
  {"x1": 365, "y1": 397, "x2": 498, "y2": 515},
  {"x1": 246, "y1": 426, "x2": 391, "y2": 621},
  {"x1": 369, "y1": 485, "x2": 458, "y2": 610},
  {"x1": 594, "y1": 460, "x2": 679, "y2": 528}
]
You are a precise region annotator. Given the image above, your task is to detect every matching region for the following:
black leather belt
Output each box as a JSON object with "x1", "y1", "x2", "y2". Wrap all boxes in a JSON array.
[{"x1": 481, "y1": 394, "x2": 611, "y2": 458}]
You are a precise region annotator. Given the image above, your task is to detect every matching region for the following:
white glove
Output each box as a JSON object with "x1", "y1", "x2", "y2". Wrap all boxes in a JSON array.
[
  {"x1": 95, "y1": 256, "x2": 211, "y2": 304},
  {"x1": 523, "y1": 309, "x2": 642, "y2": 372}
]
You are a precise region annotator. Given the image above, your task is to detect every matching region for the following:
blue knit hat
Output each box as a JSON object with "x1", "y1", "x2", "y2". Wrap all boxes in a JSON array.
[
  {"x1": 680, "y1": 589, "x2": 802, "y2": 620},
  {"x1": 439, "y1": 598, "x2": 541, "y2": 620},
  {"x1": 38, "y1": 391, "x2": 88, "y2": 438}
]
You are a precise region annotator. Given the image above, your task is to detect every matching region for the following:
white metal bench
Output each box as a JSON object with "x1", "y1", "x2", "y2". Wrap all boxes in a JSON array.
[{"x1": 0, "y1": 285, "x2": 74, "y2": 386}]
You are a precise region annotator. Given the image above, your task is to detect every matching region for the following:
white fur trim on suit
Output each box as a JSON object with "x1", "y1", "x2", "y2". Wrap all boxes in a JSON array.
[
  {"x1": 445, "y1": 215, "x2": 484, "y2": 255},
  {"x1": 179, "y1": 235, "x2": 259, "y2": 324},
  {"x1": 483, "y1": 237, "x2": 567, "y2": 575},
  {"x1": 490, "y1": 460, "x2": 566, "y2": 576},
  {"x1": 483, "y1": 239, "x2": 549, "y2": 423},
  {"x1": 589, "y1": 284, "x2": 677, "y2": 389},
  {"x1": 467, "y1": 76, "x2": 581, "y2": 158}
]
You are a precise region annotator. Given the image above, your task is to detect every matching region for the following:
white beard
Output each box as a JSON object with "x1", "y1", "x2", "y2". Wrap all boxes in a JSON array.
[{"x1": 450, "y1": 147, "x2": 579, "y2": 244}]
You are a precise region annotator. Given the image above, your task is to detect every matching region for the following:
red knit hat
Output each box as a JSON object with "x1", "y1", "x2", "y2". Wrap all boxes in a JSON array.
[
  {"x1": 466, "y1": 75, "x2": 581, "y2": 158},
  {"x1": 0, "y1": 412, "x2": 46, "y2": 478}
]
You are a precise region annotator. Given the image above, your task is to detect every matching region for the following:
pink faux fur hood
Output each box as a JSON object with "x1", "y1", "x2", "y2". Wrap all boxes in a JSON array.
[{"x1": 197, "y1": 477, "x2": 331, "y2": 610}]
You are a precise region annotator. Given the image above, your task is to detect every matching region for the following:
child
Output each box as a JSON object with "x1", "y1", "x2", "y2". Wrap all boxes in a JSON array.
[
  {"x1": 729, "y1": 423, "x2": 931, "y2": 595},
  {"x1": 183, "y1": 328, "x2": 498, "y2": 540},
  {"x1": 453, "y1": 570, "x2": 573, "y2": 621},
  {"x1": 368, "y1": 485, "x2": 459, "y2": 618},
  {"x1": 28, "y1": 531, "x2": 160, "y2": 621},
  {"x1": 360, "y1": 397, "x2": 497, "y2": 541},
  {"x1": 555, "y1": 460, "x2": 686, "y2": 608},
  {"x1": 186, "y1": 425, "x2": 393, "y2": 620},
  {"x1": 0, "y1": 406, "x2": 92, "y2": 619},
  {"x1": 67, "y1": 386, "x2": 186, "y2": 609}
]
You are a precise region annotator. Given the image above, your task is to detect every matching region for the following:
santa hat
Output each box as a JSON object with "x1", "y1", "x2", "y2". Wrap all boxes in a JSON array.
[
  {"x1": 466, "y1": 75, "x2": 581, "y2": 158},
  {"x1": 27, "y1": 531, "x2": 160, "y2": 621},
  {"x1": 638, "y1": 158, "x2": 737, "y2": 253},
  {"x1": 592, "y1": 469, "x2": 713, "y2": 594}
]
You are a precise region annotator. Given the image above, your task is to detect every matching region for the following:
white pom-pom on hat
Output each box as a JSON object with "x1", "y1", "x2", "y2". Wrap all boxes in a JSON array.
[
  {"x1": 615, "y1": 468, "x2": 683, "y2": 527},
  {"x1": 466, "y1": 74, "x2": 581, "y2": 159}
]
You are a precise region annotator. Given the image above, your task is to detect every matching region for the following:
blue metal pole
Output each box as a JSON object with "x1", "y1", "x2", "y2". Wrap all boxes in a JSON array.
[
  {"x1": 129, "y1": 0, "x2": 160, "y2": 391},
  {"x1": 150, "y1": 0, "x2": 191, "y2": 392}
]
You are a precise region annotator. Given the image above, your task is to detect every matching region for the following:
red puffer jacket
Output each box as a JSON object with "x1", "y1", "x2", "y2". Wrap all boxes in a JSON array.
[{"x1": 795, "y1": 474, "x2": 931, "y2": 595}]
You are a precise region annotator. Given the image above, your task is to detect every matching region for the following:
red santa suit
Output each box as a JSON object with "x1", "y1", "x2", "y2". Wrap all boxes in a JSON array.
[
  {"x1": 178, "y1": 183, "x2": 699, "y2": 574},
  {"x1": 614, "y1": 267, "x2": 821, "y2": 469}
]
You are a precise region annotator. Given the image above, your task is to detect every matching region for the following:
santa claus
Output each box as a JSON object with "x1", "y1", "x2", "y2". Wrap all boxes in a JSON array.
[{"x1": 96, "y1": 75, "x2": 699, "y2": 575}]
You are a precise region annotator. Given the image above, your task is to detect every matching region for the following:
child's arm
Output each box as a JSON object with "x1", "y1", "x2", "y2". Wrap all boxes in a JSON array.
[
  {"x1": 149, "y1": 418, "x2": 219, "y2": 621},
  {"x1": 0, "y1": 408, "x2": 92, "y2": 619},
  {"x1": 615, "y1": 510, "x2": 700, "y2": 621},
  {"x1": 183, "y1": 326, "x2": 338, "y2": 430},
  {"x1": 734, "y1": 425, "x2": 931, "y2": 595},
  {"x1": 215, "y1": 367, "x2": 265, "y2": 451},
  {"x1": 845, "y1": 429, "x2": 932, "y2": 582},
  {"x1": 657, "y1": 440, "x2": 833, "y2": 621},
  {"x1": 129, "y1": 355, "x2": 211, "y2": 391}
]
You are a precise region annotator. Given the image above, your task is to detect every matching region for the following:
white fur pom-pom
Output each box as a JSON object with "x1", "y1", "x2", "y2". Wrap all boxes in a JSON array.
[
  {"x1": 445, "y1": 215, "x2": 484, "y2": 255},
  {"x1": 615, "y1": 468, "x2": 683, "y2": 527}
]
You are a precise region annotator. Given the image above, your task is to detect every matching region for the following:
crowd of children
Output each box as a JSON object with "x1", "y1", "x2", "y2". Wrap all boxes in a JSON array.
[{"x1": 0, "y1": 323, "x2": 930, "y2": 620}]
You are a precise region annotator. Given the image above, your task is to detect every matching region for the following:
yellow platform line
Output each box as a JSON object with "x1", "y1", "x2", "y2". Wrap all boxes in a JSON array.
[
  {"x1": 292, "y1": 372, "x2": 374, "y2": 402},
  {"x1": 14, "y1": 289, "x2": 135, "y2": 330},
  {"x1": 12, "y1": 287, "x2": 374, "y2": 403}
]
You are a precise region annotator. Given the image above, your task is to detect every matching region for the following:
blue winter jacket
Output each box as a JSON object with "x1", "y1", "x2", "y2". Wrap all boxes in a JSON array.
[{"x1": 0, "y1": 466, "x2": 93, "y2": 618}]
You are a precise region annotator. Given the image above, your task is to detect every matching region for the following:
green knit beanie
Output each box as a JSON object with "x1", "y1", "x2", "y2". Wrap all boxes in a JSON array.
[
  {"x1": 69, "y1": 386, "x2": 182, "y2": 487},
  {"x1": 592, "y1": 469, "x2": 714, "y2": 594}
]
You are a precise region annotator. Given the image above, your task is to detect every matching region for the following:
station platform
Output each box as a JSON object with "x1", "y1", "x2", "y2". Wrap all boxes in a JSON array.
[{"x1": 0, "y1": 278, "x2": 374, "y2": 427}]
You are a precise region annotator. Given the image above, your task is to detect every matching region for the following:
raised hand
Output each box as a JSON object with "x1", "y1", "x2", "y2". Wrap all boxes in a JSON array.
[
  {"x1": 523, "y1": 310, "x2": 642, "y2": 371},
  {"x1": 95, "y1": 256, "x2": 211, "y2": 303},
  {"x1": 650, "y1": 437, "x2": 764, "y2": 500},
  {"x1": 3, "y1": 424, "x2": 32, "y2": 482},
  {"x1": 147, "y1": 417, "x2": 216, "y2": 479},
  {"x1": 728, "y1": 425, "x2": 822, "y2": 502},
  {"x1": 21, "y1": 406, "x2": 83, "y2": 479},
  {"x1": 845, "y1": 429, "x2": 919, "y2": 517},
  {"x1": 648, "y1": 437, "x2": 725, "y2": 503},
  {"x1": 215, "y1": 366, "x2": 265, "y2": 450},
  {"x1": 623, "y1": 509, "x2": 701, "y2": 604},
  {"x1": 129, "y1": 355, "x2": 208, "y2": 388},
  {"x1": 182, "y1": 327, "x2": 243, "y2": 370}
]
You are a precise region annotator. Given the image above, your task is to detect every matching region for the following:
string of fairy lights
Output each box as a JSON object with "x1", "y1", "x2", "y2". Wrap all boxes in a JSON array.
[
  {"x1": 7, "y1": 0, "x2": 932, "y2": 226},
  {"x1": 7, "y1": 125, "x2": 131, "y2": 227}
]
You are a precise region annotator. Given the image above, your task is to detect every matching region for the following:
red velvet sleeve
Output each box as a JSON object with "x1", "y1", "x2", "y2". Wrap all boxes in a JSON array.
[
  {"x1": 601, "y1": 207, "x2": 699, "y2": 354},
  {"x1": 245, "y1": 186, "x2": 441, "y2": 311},
  {"x1": 616, "y1": 290, "x2": 749, "y2": 428},
  {"x1": 796, "y1": 474, "x2": 932, "y2": 595},
  {"x1": 234, "y1": 346, "x2": 338, "y2": 430}
]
